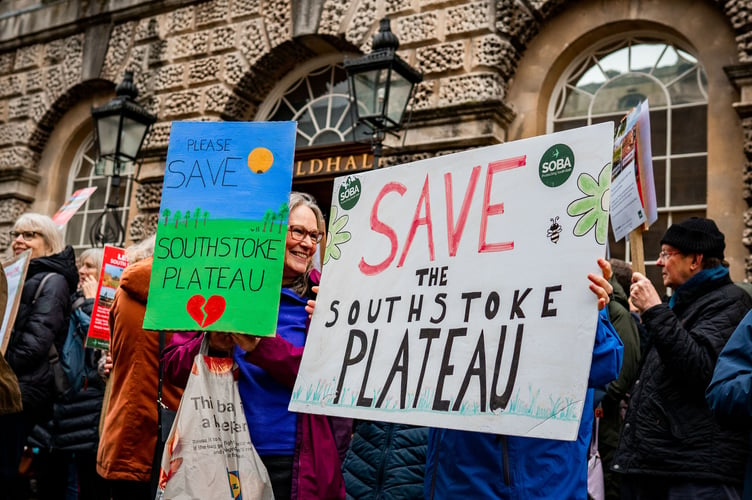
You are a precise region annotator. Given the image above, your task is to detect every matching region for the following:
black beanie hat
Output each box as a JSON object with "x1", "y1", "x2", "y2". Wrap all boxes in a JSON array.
[{"x1": 660, "y1": 217, "x2": 725, "y2": 259}]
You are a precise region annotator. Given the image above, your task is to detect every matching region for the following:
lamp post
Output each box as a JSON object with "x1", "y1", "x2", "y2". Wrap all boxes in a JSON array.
[
  {"x1": 344, "y1": 17, "x2": 423, "y2": 167},
  {"x1": 89, "y1": 70, "x2": 156, "y2": 247}
]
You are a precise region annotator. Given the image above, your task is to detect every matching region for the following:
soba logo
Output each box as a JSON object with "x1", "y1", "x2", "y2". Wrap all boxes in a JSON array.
[
  {"x1": 539, "y1": 144, "x2": 575, "y2": 188},
  {"x1": 338, "y1": 176, "x2": 361, "y2": 210}
]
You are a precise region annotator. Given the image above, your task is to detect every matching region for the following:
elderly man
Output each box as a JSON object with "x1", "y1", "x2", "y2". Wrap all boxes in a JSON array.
[{"x1": 613, "y1": 217, "x2": 752, "y2": 499}]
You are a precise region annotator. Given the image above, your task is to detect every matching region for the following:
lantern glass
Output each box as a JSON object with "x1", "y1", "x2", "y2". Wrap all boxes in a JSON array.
[
  {"x1": 95, "y1": 114, "x2": 122, "y2": 158},
  {"x1": 386, "y1": 70, "x2": 413, "y2": 126},
  {"x1": 119, "y1": 116, "x2": 150, "y2": 160},
  {"x1": 352, "y1": 68, "x2": 389, "y2": 121}
]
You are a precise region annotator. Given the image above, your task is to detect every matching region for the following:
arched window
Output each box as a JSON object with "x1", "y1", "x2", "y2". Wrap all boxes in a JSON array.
[
  {"x1": 550, "y1": 35, "x2": 708, "y2": 292},
  {"x1": 258, "y1": 55, "x2": 368, "y2": 146},
  {"x1": 64, "y1": 134, "x2": 133, "y2": 251}
]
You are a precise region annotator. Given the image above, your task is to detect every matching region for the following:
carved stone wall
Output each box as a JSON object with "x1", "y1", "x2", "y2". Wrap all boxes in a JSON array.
[{"x1": 0, "y1": 0, "x2": 748, "y2": 262}]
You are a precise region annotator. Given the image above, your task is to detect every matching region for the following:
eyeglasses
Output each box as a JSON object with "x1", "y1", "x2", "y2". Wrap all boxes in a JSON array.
[
  {"x1": 658, "y1": 250, "x2": 681, "y2": 261},
  {"x1": 288, "y1": 225, "x2": 323, "y2": 243},
  {"x1": 9, "y1": 230, "x2": 39, "y2": 242}
]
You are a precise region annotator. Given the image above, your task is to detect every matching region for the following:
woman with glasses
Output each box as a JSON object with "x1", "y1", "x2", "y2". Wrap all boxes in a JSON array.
[
  {"x1": 0, "y1": 213, "x2": 78, "y2": 498},
  {"x1": 161, "y1": 192, "x2": 352, "y2": 500}
]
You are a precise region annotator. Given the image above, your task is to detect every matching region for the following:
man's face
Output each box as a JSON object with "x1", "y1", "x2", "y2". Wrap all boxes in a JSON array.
[{"x1": 656, "y1": 244, "x2": 697, "y2": 289}]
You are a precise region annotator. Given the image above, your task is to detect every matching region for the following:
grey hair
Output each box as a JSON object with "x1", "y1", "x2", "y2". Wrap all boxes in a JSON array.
[
  {"x1": 125, "y1": 234, "x2": 156, "y2": 264},
  {"x1": 286, "y1": 191, "x2": 325, "y2": 297},
  {"x1": 77, "y1": 247, "x2": 105, "y2": 276},
  {"x1": 13, "y1": 213, "x2": 65, "y2": 255}
]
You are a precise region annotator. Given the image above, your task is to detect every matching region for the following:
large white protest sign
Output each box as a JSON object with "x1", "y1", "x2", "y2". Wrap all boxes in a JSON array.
[{"x1": 290, "y1": 123, "x2": 614, "y2": 441}]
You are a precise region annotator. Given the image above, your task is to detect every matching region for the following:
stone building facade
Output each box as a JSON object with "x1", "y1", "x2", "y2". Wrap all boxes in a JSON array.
[{"x1": 1, "y1": 0, "x2": 751, "y2": 289}]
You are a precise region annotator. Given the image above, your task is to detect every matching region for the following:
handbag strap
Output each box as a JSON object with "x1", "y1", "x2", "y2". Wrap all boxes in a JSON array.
[
  {"x1": 158, "y1": 331, "x2": 166, "y2": 411},
  {"x1": 590, "y1": 408, "x2": 600, "y2": 456}
]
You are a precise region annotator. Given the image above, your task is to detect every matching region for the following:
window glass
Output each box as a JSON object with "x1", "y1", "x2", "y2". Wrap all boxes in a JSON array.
[
  {"x1": 64, "y1": 135, "x2": 133, "y2": 251},
  {"x1": 266, "y1": 62, "x2": 364, "y2": 146},
  {"x1": 551, "y1": 37, "x2": 708, "y2": 281}
]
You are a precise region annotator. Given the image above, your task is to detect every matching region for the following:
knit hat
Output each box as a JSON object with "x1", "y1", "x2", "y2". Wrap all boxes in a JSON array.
[{"x1": 660, "y1": 217, "x2": 725, "y2": 259}]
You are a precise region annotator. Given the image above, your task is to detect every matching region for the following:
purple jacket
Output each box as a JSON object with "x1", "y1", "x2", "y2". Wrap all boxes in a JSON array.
[{"x1": 161, "y1": 293, "x2": 352, "y2": 499}]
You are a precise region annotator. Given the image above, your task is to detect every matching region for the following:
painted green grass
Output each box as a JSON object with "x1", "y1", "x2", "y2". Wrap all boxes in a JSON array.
[{"x1": 292, "y1": 381, "x2": 580, "y2": 421}]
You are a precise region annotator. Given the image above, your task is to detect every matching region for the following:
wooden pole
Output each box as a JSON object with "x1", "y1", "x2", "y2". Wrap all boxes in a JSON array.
[{"x1": 629, "y1": 227, "x2": 646, "y2": 275}]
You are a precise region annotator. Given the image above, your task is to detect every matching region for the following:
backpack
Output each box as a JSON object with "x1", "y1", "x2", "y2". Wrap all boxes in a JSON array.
[{"x1": 36, "y1": 273, "x2": 87, "y2": 400}]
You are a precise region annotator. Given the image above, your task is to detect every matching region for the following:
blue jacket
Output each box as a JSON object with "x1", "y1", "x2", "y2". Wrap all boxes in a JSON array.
[
  {"x1": 424, "y1": 309, "x2": 623, "y2": 499},
  {"x1": 706, "y1": 308, "x2": 752, "y2": 499}
]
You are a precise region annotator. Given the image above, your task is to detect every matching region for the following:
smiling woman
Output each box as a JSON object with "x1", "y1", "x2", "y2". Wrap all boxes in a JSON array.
[{"x1": 161, "y1": 191, "x2": 353, "y2": 500}]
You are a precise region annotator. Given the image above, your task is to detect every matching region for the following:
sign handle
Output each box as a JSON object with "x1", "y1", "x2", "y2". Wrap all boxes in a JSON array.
[{"x1": 629, "y1": 227, "x2": 646, "y2": 275}]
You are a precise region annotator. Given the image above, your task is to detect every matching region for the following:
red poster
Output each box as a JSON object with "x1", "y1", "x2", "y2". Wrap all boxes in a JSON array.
[{"x1": 86, "y1": 245, "x2": 127, "y2": 349}]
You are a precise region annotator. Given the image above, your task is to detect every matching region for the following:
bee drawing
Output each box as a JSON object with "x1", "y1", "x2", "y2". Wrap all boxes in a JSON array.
[{"x1": 547, "y1": 216, "x2": 562, "y2": 244}]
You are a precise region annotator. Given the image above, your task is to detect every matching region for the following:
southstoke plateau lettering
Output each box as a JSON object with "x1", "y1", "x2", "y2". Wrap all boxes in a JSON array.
[
  {"x1": 156, "y1": 234, "x2": 282, "y2": 291},
  {"x1": 325, "y1": 266, "x2": 564, "y2": 414}
]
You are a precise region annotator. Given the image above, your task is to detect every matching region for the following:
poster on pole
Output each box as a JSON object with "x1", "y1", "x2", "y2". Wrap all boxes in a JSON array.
[
  {"x1": 0, "y1": 250, "x2": 31, "y2": 354},
  {"x1": 610, "y1": 100, "x2": 657, "y2": 241},
  {"x1": 85, "y1": 245, "x2": 127, "y2": 350},
  {"x1": 52, "y1": 187, "x2": 97, "y2": 228},
  {"x1": 291, "y1": 123, "x2": 614, "y2": 441},
  {"x1": 143, "y1": 121, "x2": 296, "y2": 335}
]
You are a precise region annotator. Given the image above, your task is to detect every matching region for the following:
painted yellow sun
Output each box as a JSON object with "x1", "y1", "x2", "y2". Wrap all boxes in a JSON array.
[{"x1": 248, "y1": 147, "x2": 274, "y2": 174}]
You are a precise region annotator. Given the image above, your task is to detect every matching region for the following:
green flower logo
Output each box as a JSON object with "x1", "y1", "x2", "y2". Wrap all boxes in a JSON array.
[
  {"x1": 324, "y1": 206, "x2": 352, "y2": 265},
  {"x1": 566, "y1": 163, "x2": 612, "y2": 245}
]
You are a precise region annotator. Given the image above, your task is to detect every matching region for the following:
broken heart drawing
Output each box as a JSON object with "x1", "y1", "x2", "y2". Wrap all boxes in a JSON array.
[{"x1": 186, "y1": 294, "x2": 226, "y2": 328}]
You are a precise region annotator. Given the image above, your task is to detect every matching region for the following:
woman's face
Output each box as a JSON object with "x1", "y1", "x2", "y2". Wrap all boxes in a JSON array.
[
  {"x1": 282, "y1": 205, "x2": 319, "y2": 285},
  {"x1": 78, "y1": 256, "x2": 99, "y2": 283},
  {"x1": 11, "y1": 228, "x2": 49, "y2": 259}
]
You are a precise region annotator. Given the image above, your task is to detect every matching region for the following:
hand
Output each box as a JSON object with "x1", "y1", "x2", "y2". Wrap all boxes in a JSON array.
[
  {"x1": 305, "y1": 286, "x2": 319, "y2": 319},
  {"x1": 232, "y1": 334, "x2": 261, "y2": 354},
  {"x1": 100, "y1": 351, "x2": 113, "y2": 378},
  {"x1": 208, "y1": 332, "x2": 234, "y2": 354},
  {"x1": 629, "y1": 272, "x2": 662, "y2": 313},
  {"x1": 80, "y1": 276, "x2": 98, "y2": 299},
  {"x1": 587, "y1": 258, "x2": 614, "y2": 310}
]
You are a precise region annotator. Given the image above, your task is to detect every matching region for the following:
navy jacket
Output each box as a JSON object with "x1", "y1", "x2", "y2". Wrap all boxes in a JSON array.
[
  {"x1": 706, "y1": 308, "x2": 752, "y2": 498},
  {"x1": 342, "y1": 421, "x2": 427, "y2": 499}
]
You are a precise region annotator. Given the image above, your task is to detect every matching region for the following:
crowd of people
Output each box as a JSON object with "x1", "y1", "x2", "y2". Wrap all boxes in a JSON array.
[{"x1": 0, "y1": 197, "x2": 751, "y2": 500}]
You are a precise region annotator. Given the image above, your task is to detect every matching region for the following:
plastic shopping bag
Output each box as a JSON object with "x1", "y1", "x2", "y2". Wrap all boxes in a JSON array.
[{"x1": 155, "y1": 341, "x2": 273, "y2": 500}]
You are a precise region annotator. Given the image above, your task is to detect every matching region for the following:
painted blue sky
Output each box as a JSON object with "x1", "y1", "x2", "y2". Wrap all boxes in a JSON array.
[{"x1": 160, "y1": 121, "x2": 296, "y2": 220}]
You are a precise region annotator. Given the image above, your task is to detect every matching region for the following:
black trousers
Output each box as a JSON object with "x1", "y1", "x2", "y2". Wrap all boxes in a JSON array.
[{"x1": 260, "y1": 454, "x2": 293, "y2": 500}]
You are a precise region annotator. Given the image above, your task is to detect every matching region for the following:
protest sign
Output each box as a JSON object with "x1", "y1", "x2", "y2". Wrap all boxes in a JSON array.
[
  {"x1": 52, "y1": 187, "x2": 97, "y2": 228},
  {"x1": 143, "y1": 121, "x2": 295, "y2": 335},
  {"x1": 0, "y1": 250, "x2": 31, "y2": 354},
  {"x1": 610, "y1": 100, "x2": 656, "y2": 242},
  {"x1": 290, "y1": 123, "x2": 614, "y2": 441},
  {"x1": 85, "y1": 245, "x2": 127, "y2": 350}
]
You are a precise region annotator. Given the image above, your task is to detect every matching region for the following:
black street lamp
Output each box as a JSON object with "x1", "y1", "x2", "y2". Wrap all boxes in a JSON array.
[
  {"x1": 344, "y1": 17, "x2": 423, "y2": 167},
  {"x1": 89, "y1": 70, "x2": 156, "y2": 247}
]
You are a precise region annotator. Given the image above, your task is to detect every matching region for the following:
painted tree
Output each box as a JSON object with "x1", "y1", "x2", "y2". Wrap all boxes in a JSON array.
[
  {"x1": 162, "y1": 208, "x2": 171, "y2": 226},
  {"x1": 194, "y1": 207, "x2": 201, "y2": 228},
  {"x1": 277, "y1": 202, "x2": 289, "y2": 234},
  {"x1": 174, "y1": 210, "x2": 182, "y2": 228},
  {"x1": 184, "y1": 211, "x2": 191, "y2": 228},
  {"x1": 263, "y1": 209, "x2": 275, "y2": 232},
  {"x1": 203, "y1": 210, "x2": 209, "y2": 226}
]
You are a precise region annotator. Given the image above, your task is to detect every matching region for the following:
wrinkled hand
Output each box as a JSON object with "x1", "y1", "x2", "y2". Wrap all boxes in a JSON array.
[
  {"x1": 305, "y1": 286, "x2": 319, "y2": 319},
  {"x1": 587, "y1": 258, "x2": 614, "y2": 311},
  {"x1": 630, "y1": 272, "x2": 662, "y2": 313},
  {"x1": 208, "y1": 332, "x2": 234, "y2": 355},
  {"x1": 232, "y1": 334, "x2": 261, "y2": 354},
  {"x1": 100, "y1": 351, "x2": 113, "y2": 378},
  {"x1": 80, "y1": 276, "x2": 98, "y2": 299}
]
